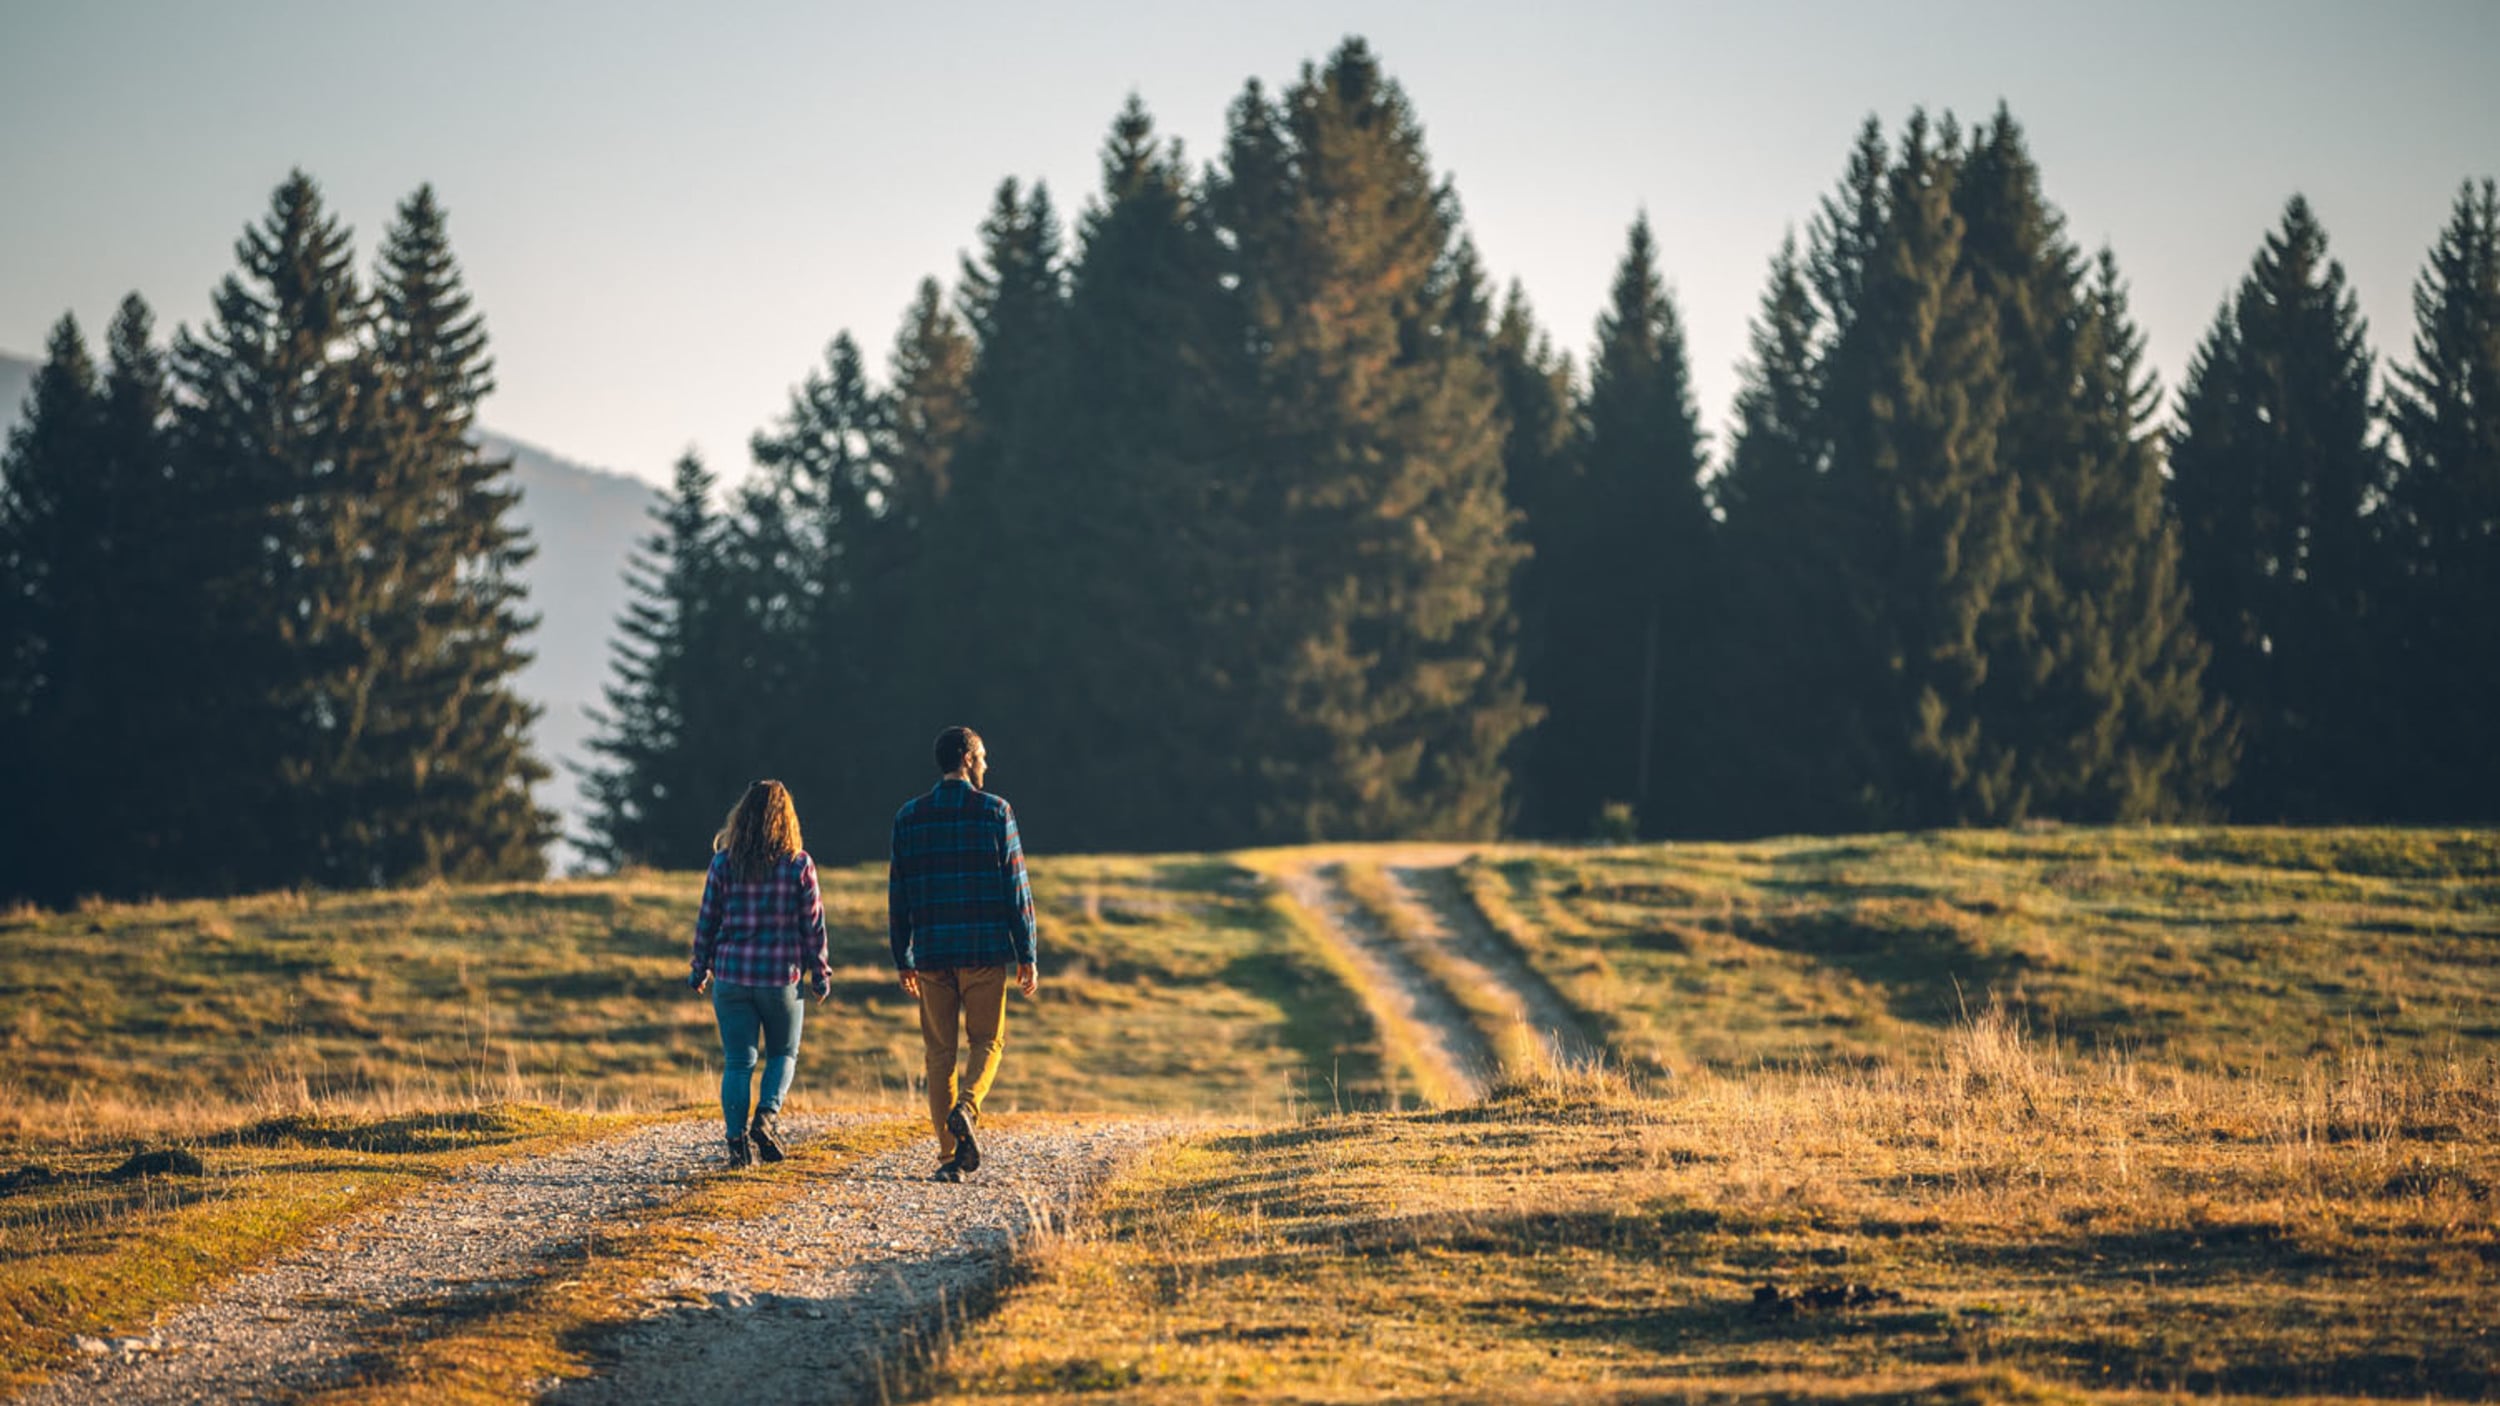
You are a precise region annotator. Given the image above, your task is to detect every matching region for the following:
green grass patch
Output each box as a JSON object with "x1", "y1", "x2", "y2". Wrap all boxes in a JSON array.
[{"x1": 1458, "y1": 827, "x2": 2500, "y2": 1075}]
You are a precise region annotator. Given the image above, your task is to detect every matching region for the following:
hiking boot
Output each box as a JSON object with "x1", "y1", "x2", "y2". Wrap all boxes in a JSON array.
[
  {"x1": 749, "y1": 1109, "x2": 786, "y2": 1163},
  {"x1": 947, "y1": 1101, "x2": 980, "y2": 1174},
  {"x1": 932, "y1": 1158, "x2": 963, "y2": 1183},
  {"x1": 725, "y1": 1135, "x2": 754, "y2": 1170}
]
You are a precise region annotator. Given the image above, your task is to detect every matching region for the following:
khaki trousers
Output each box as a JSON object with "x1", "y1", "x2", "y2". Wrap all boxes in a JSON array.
[{"x1": 917, "y1": 965, "x2": 1010, "y2": 1156}]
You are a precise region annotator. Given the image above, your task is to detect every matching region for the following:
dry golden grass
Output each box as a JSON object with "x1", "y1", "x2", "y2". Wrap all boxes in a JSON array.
[{"x1": 920, "y1": 1007, "x2": 2499, "y2": 1403}]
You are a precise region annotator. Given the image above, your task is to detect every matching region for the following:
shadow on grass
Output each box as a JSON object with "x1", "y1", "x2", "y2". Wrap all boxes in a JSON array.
[
  {"x1": 1160, "y1": 1201, "x2": 2497, "y2": 1399},
  {"x1": 1724, "y1": 906, "x2": 2019, "y2": 1027},
  {"x1": 218, "y1": 1105, "x2": 566, "y2": 1153}
]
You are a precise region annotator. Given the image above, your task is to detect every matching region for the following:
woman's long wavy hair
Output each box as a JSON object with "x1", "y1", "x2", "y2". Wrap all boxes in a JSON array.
[{"x1": 714, "y1": 780, "x2": 804, "y2": 881}]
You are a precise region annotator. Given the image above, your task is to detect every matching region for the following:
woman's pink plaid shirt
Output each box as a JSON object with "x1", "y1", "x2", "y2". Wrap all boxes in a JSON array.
[{"x1": 690, "y1": 849, "x2": 833, "y2": 991}]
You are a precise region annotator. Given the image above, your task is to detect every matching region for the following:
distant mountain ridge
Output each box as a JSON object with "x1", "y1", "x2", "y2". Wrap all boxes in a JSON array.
[{"x1": 0, "y1": 349, "x2": 653, "y2": 867}]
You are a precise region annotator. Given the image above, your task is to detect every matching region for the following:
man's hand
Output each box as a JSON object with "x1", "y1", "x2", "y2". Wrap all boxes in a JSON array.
[
  {"x1": 1016, "y1": 963, "x2": 1038, "y2": 997},
  {"x1": 690, "y1": 971, "x2": 711, "y2": 994},
  {"x1": 898, "y1": 969, "x2": 920, "y2": 998}
]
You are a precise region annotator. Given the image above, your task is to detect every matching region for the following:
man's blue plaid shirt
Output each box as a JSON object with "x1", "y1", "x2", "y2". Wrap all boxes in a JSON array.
[{"x1": 888, "y1": 779, "x2": 1037, "y2": 972}]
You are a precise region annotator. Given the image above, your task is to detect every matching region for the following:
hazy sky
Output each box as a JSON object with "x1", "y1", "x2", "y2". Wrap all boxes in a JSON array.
[{"x1": 5, "y1": 1, "x2": 2496, "y2": 487}]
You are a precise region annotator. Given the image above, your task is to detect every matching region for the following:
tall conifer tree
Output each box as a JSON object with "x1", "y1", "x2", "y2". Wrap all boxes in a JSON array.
[
  {"x1": 81, "y1": 298, "x2": 194, "y2": 881},
  {"x1": 1215, "y1": 41, "x2": 1534, "y2": 839},
  {"x1": 1488, "y1": 283, "x2": 1577, "y2": 834},
  {"x1": 1954, "y1": 112, "x2": 2230, "y2": 819},
  {"x1": 367, "y1": 185, "x2": 553, "y2": 880},
  {"x1": 741, "y1": 331, "x2": 899, "y2": 859},
  {"x1": 2381, "y1": 180, "x2": 2500, "y2": 820},
  {"x1": 167, "y1": 171, "x2": 378, "y2": 890},
  {"x1": 2170, "y1": 198, "x2": 2388, "y2": 820},
  {"x1": 1529, "y1": 215, "x2": 1710, "y2": 836},
  {"x1": 1821, "y1": 114, "x2": 2020, "y2": 826},
  {"x1": 1042, "y1": 97, "x2": 1256, "y2": 849},
  {"x1": 1713, "y1": 234, "x2": 1858, "y2": 835},
  {"x1": 0, "y1": 316, "x2": 102, "y2": 903},
  {"x1": 856, "y1": 278, "x2": 978, "y2": 824},
  {"x1": 929, "y1": 179, "x2": 1069, "y2": 793},
  {"x1": 583, "y1": 452, "x2": 740, "y2": 868}
]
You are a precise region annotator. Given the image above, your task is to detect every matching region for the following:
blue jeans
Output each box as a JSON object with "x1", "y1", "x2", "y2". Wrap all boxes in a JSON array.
[{"x1": 713, "y1": 979, "x2": 805, "y2": 1140}]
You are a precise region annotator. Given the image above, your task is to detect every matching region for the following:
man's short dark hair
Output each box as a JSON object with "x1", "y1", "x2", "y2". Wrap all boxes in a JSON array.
[{"x1": 935, "y1": 726, "x2": 983, "y2": 774}]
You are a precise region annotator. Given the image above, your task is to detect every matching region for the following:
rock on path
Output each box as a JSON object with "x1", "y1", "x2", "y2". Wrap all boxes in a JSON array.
[
  {"x1": 17, "y1": 1118, "x2": 751, "y2": 1406},
  {"x1": 542, "y1": 1120, "x2": 1179, "y2": 1406}
]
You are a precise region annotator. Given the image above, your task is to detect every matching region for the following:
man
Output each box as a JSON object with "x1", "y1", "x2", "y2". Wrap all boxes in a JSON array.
[{"x1": 888, "y1": 725, "x2": 1039, "y2": 1182}]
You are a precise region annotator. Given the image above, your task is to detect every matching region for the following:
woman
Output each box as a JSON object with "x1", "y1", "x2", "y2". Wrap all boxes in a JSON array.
[{"x1": 689, "y1": 779, "x2": 832, "y2": 1168}]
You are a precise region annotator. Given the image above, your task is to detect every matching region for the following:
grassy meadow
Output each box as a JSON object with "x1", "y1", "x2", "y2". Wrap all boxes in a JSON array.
[
  {"x1": 1458, "y1": 826, "x2": 2500, "y2": 1075},
  {"x1": 0, "y1": 854, "x2": 1382, "y2": 1141},
  {"x1": 2, "y1": 825, "x2": 2496, "y2": 1400}
]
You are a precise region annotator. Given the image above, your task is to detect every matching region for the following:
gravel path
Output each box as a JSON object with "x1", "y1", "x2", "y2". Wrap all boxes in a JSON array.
[
  {"x1": 544, "y1": 1119, "x2": 1177, "y2": 1406},
  {"x1": 1386, "y1": 864, "x2": 1603, "y2": 1071},
  {"x1": 16, "y1": 1115, "x2": 1177, "y2": 1406},
  {"x1": 18, "y1": 1118, "x2": 753, "y2": 1406},
  {"x1": 1269, "y1": 858, "x2": 1494, "y2": 1103}
]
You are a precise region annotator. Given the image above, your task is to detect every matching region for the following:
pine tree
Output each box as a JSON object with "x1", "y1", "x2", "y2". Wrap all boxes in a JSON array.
[
  {"x1": 1712, "y1": 233, "x2": 1859, "y2": 835},
  {"x1": 882, "y1": 278, "x2": 975, "y2": 529},
  {"x1": 2381, "y1": 180, "x2": 2500, "y2": 821},
  {"x1": 79, "y1": 298, "x2": 192, "y2": 883},
  {"x1": 0, "y1": 315, "x2": 102, "y2": 903},
  {"x1": 2170, "y1": 197, "x2": 2389, "y2": 821},
  {"x1": 1217, "y1": 41, "x2": 1534, "y2": 839},
  {"x1": 1709, "y1": 122, "x2": 1908, "y2": 837},
  {"x1": 1953, "y1": 112, "x2": 2231, "y2": 820},
  {"x1": 740, "y1": 330, "x2": 899, "y2": 859},
  {"x1": 1528, "y1": 214, "x2": 1710, "y2": 837},
  {"x1": 1038, "y1": 96, "x2": 1259, "y2": 850},
  {"x1": 1810, "y1": 117, "x2": 1891, "y2": 348},
  {"x1": 1488, "y1": 282, "x2": 1577, "y2": 834},
  {"x1": 1821, "y1": 113, "x2": 2020, "y2": 826},
  {"x1": 2053, "y1": 255, "x2": 2237, "y2": 816},
  {"x1": 168, "y1": 171, "x2": 380, "y2": 890},
  {"x1": 857, "y1": 277, "x2": 977, "y2": 820},
  {"x1": 583, "y1": 452, "x2": 740, "y2": 868},
  {"x1": 925, "y1": 178, "x2": 1070, "y2": 793},
  {"x1": 367, "y1": 185, "x2": 553, "y2": 881}
]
